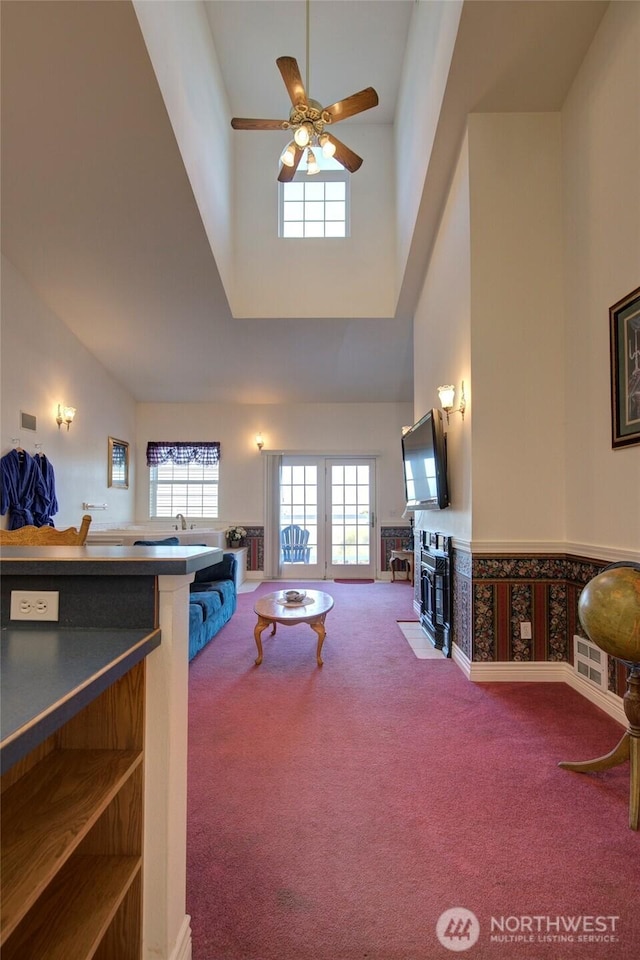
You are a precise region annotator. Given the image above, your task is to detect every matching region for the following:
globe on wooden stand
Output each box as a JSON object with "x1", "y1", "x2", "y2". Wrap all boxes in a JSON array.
[{"x1": 558, "y1": 563, "x2": 640, "y2": 830}]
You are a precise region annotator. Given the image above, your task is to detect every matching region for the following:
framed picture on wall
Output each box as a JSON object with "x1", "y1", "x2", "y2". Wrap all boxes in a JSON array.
[
  {"x1": 108, "y1": 437, "x2": 129, "y2": 488},
  {"x1": 610, "y1": 286, "x2": 640, "y2": 449}
]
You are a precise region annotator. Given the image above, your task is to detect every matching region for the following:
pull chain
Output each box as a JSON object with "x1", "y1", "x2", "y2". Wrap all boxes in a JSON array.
[{"x1": 305, "y1": 0, "x2": 310, "y2": 94}]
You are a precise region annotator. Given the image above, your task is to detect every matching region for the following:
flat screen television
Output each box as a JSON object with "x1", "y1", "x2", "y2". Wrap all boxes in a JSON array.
[{"x1": 401, "y1": 408, "x2": 449, "y2": 511}]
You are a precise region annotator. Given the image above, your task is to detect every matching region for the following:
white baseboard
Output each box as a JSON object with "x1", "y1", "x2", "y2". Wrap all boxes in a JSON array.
[
  {"x1": 451, "y1": 645, "x2": 625, "y2": 727},
  {"x1": 563, "y1": 670, "x2": 626, "y2": 727},
  {"x1": 169, "y1": 916, "x2": 192, "y2": 960}
]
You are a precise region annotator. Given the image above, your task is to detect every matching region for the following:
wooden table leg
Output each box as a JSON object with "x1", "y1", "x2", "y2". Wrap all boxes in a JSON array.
[
  {"x1": 558, "y1": 732, "x2": 630, "y2": 774},
  {"x1": 254, "y1": 616, "x2": 275, "y2": 666},
  {"x1": 309, "y1": 616, "x2": 327, "y2": 667},
  {"x1": 559, "y1": 666, "x2": 640, "y2": 829}
]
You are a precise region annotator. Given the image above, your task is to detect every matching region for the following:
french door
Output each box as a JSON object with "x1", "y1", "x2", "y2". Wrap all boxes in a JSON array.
[{"x1": 279, "y1": 457, "x2": 376, "y2": 581}]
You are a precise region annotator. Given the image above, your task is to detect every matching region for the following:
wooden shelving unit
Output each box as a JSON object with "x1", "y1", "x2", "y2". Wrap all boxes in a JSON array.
[{"x1": 1, "y1": 659, "x2": 146, "y2": 959}]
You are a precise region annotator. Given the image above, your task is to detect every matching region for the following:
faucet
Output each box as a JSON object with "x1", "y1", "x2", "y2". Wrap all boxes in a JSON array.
[{"x1": 175, "y1": 513, "x2": 187, "y2": 530}]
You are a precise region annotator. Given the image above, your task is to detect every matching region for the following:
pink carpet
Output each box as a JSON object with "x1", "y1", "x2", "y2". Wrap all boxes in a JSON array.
[{"x1": 187, "y1": 581, "x2": 639, "y2": 959}]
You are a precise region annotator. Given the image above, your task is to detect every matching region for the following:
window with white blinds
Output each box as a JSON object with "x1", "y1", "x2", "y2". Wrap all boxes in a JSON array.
[{"x1": 149, "y1": 461, "x2": 219, "y2": 518}]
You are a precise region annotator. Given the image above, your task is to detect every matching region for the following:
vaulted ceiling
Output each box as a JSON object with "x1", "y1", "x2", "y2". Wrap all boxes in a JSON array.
[{"x1": 1, "y1": 1, "x2": 607, "y2": 404}]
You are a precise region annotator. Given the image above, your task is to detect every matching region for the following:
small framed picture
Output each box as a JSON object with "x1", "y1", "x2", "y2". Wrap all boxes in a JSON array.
[
  {"x1": 610, "y1": 286, "x2": 640, "y2": 449},
  {"x1": 108, "y1": 437, "x2": 129, "y2": 488}
]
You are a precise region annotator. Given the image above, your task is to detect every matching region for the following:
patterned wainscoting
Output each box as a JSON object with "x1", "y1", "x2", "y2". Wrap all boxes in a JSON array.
[
  {"x1": 452, "y1": 548, "x2": 473, "y2": 660},
  {"x1": 380, "y1": 526, "x2": 414, "y2": 573},
  {"x1": 238, "y1": 526, "x2": 263, "y2": 572},
  {"x1": 452, "y1": 550, "x2": 628, "y2": 696}
]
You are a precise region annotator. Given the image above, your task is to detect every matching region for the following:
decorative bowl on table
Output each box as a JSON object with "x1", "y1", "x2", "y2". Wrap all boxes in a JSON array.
[{"x1": 284, "y1": 590, "x2": 306, "y2": 604}]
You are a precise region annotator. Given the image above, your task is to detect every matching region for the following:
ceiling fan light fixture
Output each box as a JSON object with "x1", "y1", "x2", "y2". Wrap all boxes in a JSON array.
[
  {"x1": 280, "y1": 141, "x2": 297, "y2": 167},
  {"x1": 306, "y1": 147, "x2": 320, "y2": 175},
  {"x1": 319, "y1": 134, "x2": 336, "y2": 158},
  {"x1": 293, "y1": 122, "x2": 311, "y2": 147}
]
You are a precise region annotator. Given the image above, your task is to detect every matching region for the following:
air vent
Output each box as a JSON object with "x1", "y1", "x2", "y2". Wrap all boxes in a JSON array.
[
  {"x1": 573, "y1": 635, "x2": 608, "y2": 691},
  {"x1": 20, "y1": 411, "x2": 37, "y2": 431}
]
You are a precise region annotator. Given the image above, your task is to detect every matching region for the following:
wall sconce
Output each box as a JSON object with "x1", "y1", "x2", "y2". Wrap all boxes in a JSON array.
[
  {"x1": 255, "y1": 433, "x2": 264, "y2": 451},
  {"x1": 56, "y1": 404, "x2": 76, "y2": 430},
  {"x1": 437, "y1": 382, "x2": 466, "y2": 424}
]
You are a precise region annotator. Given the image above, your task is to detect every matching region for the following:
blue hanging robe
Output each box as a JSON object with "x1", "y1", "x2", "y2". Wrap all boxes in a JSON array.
[
  {"x1": 0, "y1": 448, "x2": 47, "y2": 529},
  {"x1": 34, "y1": 453, "x2": 59, "y2": 526}
]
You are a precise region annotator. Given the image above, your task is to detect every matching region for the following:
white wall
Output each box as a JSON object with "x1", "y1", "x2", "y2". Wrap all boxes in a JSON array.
[
  {"x1": 0, "y1": 261, "x2": 411, "y2": 539},
  {"x1": 468, "y1": 112, "x2": 566, "y2": 546},
  {"x1": 232, "y1": 125, "x2": 396, "y2": 318},
  {"x1": 135, "y1": 401, "x2": 413, "y2": 529},
  {"x1": 1, "y1": 256, "x2": 136, "y2": 528},
  {"x1": 412, "y1": 131, "x2": 472, "y2": 545},
  {"x1": 394, "y1": 0, "x2": 462, "y2": 291},
  {"x1": 133, "y1": 0, "x2": 235, "y2": 305},
  {"x1": 410, "y1": 2, "x2": 639, "y2": 562},
  {"x1": 561, "y1": 0, "x2": 640, "y2": 556},
  {"x1": 0, "y1": 260, "x2": 410, "y2": 538}
]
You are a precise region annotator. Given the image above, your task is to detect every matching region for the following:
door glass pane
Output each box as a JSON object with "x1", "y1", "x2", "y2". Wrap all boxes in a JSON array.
[
  {"x1": 330, "y1": 463, "x2": 370, "y2": 566},
  {"x1": 280, "y1": 463, "x2": 317, "y2": 565},
  {"x1": 344, "y1": 465, "x2": 357, "y2": 484},
  {"x1": 344, "y1": 544, "x2": 357, "y2": 564}
]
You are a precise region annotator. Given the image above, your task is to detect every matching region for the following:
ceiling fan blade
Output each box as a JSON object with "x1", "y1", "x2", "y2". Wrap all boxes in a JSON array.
[
  {"x1": 231, "y1": 118, "x2": 286, "y2": 131},
  {"x1": 278, "y1": 146, "x2": 304, "y2": 182},
  {"x1": 325, "y1": 134, "x2": 363, "y2": 174},
  {"x1": 276, "y1": 56, "x2": 307, "y2": 106},
  {"x1": 324, "y1": 87, "x2": 379, "y2": 123}
]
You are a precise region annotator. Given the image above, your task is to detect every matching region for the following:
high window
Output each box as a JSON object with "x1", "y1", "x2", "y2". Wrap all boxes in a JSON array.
[{"x1": 279, "y1": 173, "x2": 349, "y2": 238}]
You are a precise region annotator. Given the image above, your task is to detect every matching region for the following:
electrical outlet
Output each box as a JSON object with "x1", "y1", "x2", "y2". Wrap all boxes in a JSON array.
[
  {"x1": 520, "y1": 621, "x2": 532, "y2": 640},
  {"x1": 10, "y1": 590, "x2": 59, "y2": 621}
]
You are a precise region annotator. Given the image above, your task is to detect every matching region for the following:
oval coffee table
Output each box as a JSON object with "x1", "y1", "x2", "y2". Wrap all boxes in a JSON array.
[{"x1": 253, "y1": 589, "x2": 334, "y2": 666}]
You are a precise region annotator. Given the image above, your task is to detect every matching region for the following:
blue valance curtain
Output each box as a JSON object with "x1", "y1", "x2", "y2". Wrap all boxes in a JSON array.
[{"x1": 146, "y1": 442, "x2": 220, "y2": 466}]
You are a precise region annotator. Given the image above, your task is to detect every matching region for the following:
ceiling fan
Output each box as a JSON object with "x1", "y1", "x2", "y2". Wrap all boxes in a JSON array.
[{"x1": 230, "y1": 55, "x2": 379, "y2": 182}]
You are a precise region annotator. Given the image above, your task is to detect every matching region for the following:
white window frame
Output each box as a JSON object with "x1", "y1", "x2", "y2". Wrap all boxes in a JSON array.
[
  {"x1": 149, "y1": 461, "x2": 219, "y2": 519},
  {"x1": 278, "y1": 170, "x2": 350, "y2": 239}
]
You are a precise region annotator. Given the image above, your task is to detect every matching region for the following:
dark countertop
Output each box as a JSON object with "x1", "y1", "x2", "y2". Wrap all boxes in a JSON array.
[
  {"x1": 0, "y1": 544, "x2": 223, "y2": 576},
  {"x1": 1, "y1": 626, "x2": 161, "y2": 773}
]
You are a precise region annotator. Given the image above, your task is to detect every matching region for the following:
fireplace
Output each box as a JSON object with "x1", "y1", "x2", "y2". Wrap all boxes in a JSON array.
[{"x1": 419, "y1": 532, "x2": 452, "y2": 656}]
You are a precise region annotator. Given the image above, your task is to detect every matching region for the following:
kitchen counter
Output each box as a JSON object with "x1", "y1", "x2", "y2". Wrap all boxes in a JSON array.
[
  {"x1": 0, "y1": 544, "x2": 209, "y2": 958},
  {"x1": 1, "y1": 626, "x2": 161, "y2": 773},
  {"x1": 0, "y1": 543, "x2": 222, "y2": 576}
]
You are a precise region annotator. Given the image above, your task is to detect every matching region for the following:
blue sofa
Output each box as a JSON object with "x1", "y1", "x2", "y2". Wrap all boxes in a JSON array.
[
  {"x1": 133, "y1": 538, "x2": 237, "y2": 660},
  {"x1": 188, "y1": 552, "x2": 237, "y2": 660}
]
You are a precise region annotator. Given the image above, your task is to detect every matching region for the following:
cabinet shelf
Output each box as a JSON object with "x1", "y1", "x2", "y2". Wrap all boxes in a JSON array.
[
  {"x1": 1, "y1": 747, "x2": 141, "y2": 943},
  {"x1": 2, "y1": 852, "x2": 141, "y2": 960}
]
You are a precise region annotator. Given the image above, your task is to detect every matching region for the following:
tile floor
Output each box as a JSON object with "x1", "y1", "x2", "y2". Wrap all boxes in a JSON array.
[{"x1": 397, "y1": 620, "x2": 445, "y2": 659}]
